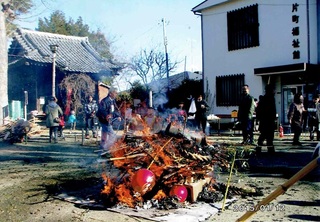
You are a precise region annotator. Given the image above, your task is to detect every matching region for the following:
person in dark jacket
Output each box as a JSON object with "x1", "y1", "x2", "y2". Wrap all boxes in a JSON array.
[
  {"x1": 195, "y1": 94, "x2": 209, "y2": 134},
  {"x1": 238, "y1": 85, "x2": 256, "y2": 145},
  {"x1": 307, "y1": 95, "x2": 319, "y2": 141},
  {"x1": 287, "y1": 93, "x2": 306, "y2": 145},
  {"x1": 97, "y1": 87, "x2": 121, "y2": 154},
  {"x1": 256, "y1": 84, "x2": 277, "y2": 148},
  {"x1": 45, "y1": 96, "x2": 63, "y2": 143},
  {"x1": 84, "y1": 95, "x2": 98, "y2": 139}
]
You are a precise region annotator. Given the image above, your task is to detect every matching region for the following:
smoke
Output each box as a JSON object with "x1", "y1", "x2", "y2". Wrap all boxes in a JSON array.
[{"x1": 152, "y1": 93, "x2": 168, "y2": 110}]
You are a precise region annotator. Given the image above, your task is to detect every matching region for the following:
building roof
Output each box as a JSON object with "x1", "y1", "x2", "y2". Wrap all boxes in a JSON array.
[
  {"x1": 149, "y1": 71, "x2": 202, "y2": 93},
  {"x1": 8, "y1": 28, "x2": 116, "y2": 74},
  {"x1": 192, "y1": 0, "x2": 229, "y2": 13}
]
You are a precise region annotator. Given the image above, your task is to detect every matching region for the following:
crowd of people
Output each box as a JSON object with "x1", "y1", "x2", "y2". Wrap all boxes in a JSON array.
[
  {"x1": 239, "y1": 84, "x2": 320, "y2": 150},
  {"x1": 44, "y1": 88, "x2": 212, "y2": 157},
  {"x1": 45, "y1": 85, "x2": 320, "y2": 155}
]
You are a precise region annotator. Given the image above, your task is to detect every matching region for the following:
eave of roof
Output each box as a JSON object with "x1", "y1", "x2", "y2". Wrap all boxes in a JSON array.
[
  {"x1": 254, "y1": 63, "x2": 320, "y2": 76},
  {"x1": 192, "y1": 0, "x2": 229, "y2": 13},
  {"x1": 9, "y1": 28, "x2": 113, "y2": 74}
]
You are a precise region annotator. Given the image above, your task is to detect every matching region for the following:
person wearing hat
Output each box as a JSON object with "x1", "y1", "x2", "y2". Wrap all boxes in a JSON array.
[
  {"x1": 96, "y1": 87, "x2": 121, "y2": 155},
  {"x1": 45, "y1": 96, "x2": 63, "y2": 143}
]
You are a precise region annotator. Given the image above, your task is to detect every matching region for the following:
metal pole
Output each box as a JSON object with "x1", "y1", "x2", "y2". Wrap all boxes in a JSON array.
[
  {"x1": 24, "y1": 91, "x2": 28, "y2": 120},
  {"x1": 50, "y1": 44, "x2": 58, "y2": 97},
  {"x1": 162, "y1": 18, "x2": 170, "y2": 91}
]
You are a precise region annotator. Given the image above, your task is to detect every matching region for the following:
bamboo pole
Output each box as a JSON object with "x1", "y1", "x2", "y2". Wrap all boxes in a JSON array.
[
  {"x1": 222, "y1": 149, "x2": 237, "y2": 211},
  {"x1": 147, "y1": 137, "x2": 173, "y2": 170},
  {"x1": 237, "y1": 157, "x2": 320, "y2": 222},
  {"x1": 108, "y1": 153, "x2": 146, "y2": 161}
]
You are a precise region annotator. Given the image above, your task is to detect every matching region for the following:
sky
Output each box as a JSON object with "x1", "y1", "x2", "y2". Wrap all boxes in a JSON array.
[{"x1": 17, "y1": 0, "x2": 203, "y2": 75}]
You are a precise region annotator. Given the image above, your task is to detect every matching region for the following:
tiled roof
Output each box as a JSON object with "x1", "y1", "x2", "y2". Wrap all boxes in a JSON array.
[
  {"x1": 149, "y1": 71, "x2": 202, "y2": 92},
  {"x1": 8, "y1": 28, "x2": 114, "y2": 74}
]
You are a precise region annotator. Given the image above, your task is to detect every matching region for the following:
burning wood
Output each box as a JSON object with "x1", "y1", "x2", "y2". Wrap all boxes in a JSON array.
[{"x1": 100, "y1": 122, "x2": 230, "y2": 208}]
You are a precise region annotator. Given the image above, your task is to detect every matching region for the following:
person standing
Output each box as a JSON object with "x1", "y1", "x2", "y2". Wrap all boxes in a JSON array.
[
  {"x1": 97, "y1": 87, "x2": 121, "y2": 155},
  {"x1": 238, "y1": 85, "x2": 256, "y2": 145},
  {"x1": 287, "y1": 93, "x2": 306, "y2": 145},
  {"x1": 256, "y1": 84, "x2": 277, "y2": 150},
  {"x1": 84, "y1": 96, "x2": 98, "y2": 139},
  {"x1": 144, "y1": 107, "x2": 157, "y2": 132},
  {"x1": 195, "y1": 94, "x2": 209, "y2": 134},
  {"x1": 316, "y1": 95, "x2": 320, "y2": 141},
  {"x1": 307, "y1": 95, "x2": 319, "y2": 141},
  {"x1": 124, "y1": 102, "x2": 133, "y2": 132},
  {"x1": 177, "y1": 101, "x2": 188, "y2": 126},
  {"x1": 68, "y1": 110, "x2": 77, "y2": 133},
  {"x1": 58, "y1": 115, "x2": 65, "y2": 140},
  {"x1": 45, "y1": 96, "x2": 63, "y2": 143}
]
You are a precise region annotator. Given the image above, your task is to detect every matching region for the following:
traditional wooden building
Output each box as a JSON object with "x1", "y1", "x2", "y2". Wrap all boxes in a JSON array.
[{"x1": 8, "y1": 28, "x2": 119, "y2": 115}]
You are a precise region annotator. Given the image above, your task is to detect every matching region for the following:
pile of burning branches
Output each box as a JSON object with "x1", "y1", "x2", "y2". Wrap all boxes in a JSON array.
[{"x1": 100, "y1": 122, "x2": 231, "y2": 209}]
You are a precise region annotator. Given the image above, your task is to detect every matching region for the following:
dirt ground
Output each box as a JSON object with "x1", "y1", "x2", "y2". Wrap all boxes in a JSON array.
[{"x1": 0, "y1": 131, "x2": 319, "y2": 222}]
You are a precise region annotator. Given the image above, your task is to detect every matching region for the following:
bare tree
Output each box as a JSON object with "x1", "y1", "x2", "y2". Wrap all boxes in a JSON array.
[
  {"x1": 59, "y1": 73, "x2": 96, "y2": 116},
  {"x1": 128, "y1": 48, "x2": 180, "y2": 86}
]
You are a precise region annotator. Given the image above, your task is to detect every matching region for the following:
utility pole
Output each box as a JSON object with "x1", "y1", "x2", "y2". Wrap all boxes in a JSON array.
[{"x1": 162, "y1": 18, "x2": 170, "y2": 92}]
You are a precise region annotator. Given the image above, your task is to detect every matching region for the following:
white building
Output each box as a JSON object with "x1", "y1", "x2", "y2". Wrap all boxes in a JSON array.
[{"x1": 192, "y1": 0, "x2": 320, "y2": 125}]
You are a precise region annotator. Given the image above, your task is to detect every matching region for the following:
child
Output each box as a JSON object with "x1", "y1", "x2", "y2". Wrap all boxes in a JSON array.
[
  {"x1": 58, "y1": 116, "x2": 65, "y2": 140},
  {"x1": 68, "y1": 110, "x2": 77, "y2": 133}
]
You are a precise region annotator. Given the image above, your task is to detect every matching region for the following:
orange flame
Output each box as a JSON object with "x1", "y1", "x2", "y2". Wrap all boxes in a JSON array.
[
  {"x1": 153, "y1": 189, "x2": 167, "y2": 200},
  {"x1": 99, "y1": 121, "x2": 225, "y2": 208},
  {"x1": 115, "y1": 184, "x2": 135, "y2": 208},
  {"x1": 101, "y1": 173, "x2": 114, "y2": 195}
]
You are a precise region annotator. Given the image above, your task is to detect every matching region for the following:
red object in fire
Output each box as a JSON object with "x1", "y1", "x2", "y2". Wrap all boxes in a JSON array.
[
  {"x1": 169, "y1": 185, "x2": 188, "y2": 202},
  {"x1": 131, "y1": 169, "x2": 156, "y2": 194}
]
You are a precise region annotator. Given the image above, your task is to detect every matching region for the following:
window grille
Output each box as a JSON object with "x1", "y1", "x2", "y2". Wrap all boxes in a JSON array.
[
  {"x1": 227, "y1": 4, "x2": 259, "y2": 51},
  {"x1": 216, "y1": 74, "x2": 245, "y2": 106}
]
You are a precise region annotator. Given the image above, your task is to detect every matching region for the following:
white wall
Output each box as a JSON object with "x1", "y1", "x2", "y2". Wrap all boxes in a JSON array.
[{"x1": 200, "y1": 0, "x2": 318, "y2": 115}]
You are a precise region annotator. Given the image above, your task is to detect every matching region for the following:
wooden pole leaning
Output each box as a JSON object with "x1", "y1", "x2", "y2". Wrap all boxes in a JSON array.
[{"x1": 237, "y1": 157, "x2": 319, "y2": 222}]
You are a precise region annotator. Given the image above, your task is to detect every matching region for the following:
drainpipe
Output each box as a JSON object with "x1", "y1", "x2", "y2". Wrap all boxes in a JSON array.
[
  {"x1": 306, "y1": 0, "x2": 310, "y2": 64},
  {"x1": 193, "y1": 11, "x2": 205, "y2": 98}
]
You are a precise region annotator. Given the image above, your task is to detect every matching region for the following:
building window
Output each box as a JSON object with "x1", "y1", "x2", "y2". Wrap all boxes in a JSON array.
[
  {"x1": 216, "y1": 74, "x2": 245, "y2": 106},
  {"x1": 227, "y1": 4, "x2": 259, "y2": 51}
]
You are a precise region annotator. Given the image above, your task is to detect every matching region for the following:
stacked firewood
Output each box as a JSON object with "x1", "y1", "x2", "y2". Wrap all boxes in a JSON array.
[
  {"x1": 0, "y1": 119, "x2": 33, "y2": 143},
  {"x1": 0, "y1": 122, "x2": 13, "y2": 139},
  {"x1": 100, "y1": 122, "x2": 231, "y2": 208}
]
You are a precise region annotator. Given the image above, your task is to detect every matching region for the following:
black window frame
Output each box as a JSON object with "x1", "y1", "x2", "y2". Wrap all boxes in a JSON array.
[
  {"x1": 216, "y1": 74, "x2": 245, "y2": 106},
  {"x1": 227, "y1": 4, "x2": 260, "y2": 51}
]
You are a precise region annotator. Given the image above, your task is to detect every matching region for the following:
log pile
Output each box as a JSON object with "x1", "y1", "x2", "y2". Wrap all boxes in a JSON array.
[{"x1": 0, "y1": 119, "x2": 36, "y2": 143}]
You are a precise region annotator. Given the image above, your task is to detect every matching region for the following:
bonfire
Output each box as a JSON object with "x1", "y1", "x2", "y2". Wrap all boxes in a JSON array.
[{"x1": 100, "y1": 121, "x2": 230, "y2": 208}]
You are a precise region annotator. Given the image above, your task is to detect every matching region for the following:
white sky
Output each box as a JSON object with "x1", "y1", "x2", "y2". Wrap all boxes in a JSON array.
[{"x1": 16, "y1": 0, "x2": 203, "y2": 75}]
